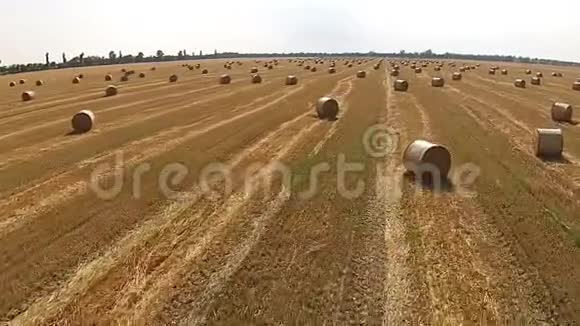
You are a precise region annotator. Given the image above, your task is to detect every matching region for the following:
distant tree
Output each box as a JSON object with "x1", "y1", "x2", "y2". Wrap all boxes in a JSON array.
[
  {"x1": 79, "y1": 52, "x2": 85, "y2": 65},
  {"x1": 178, "y1": 50, "x2": 183, "y2": 58},
  {"x1": 109, "y1": 50, "x2": 117, "y2": 61},
  {"x1": 136, "y1": 52, "x2": 144, "y2": 62},
  {"x1": 119, "y1": 51, "x2": 123, "y2": 59},
  {"x1": 183, "y1": 49, "x2": 187, "y2": 57},
  {"x1": 156, "y1": 50, "x2": 165, "y2": 58},
  {"x1": 214, "y1": 49, "x2": 218, "y2": 56},
  {"x1": 199, "y1": 50, "x2": 203, "y2": 56},
  {"x1": 45, "y1": 52, "x2": 50, "y2": 66},
  {"x1": 62, "y1": 52, "x2": 67, "y2": 63}
]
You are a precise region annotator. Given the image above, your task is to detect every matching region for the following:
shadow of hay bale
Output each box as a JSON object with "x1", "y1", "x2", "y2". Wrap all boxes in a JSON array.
[
  {"x1": 538, "y1": 155, "x2": 571, "y2": 165},
  {"x1": 403, "y1": 171, "x2": 455, "y2": 193}
]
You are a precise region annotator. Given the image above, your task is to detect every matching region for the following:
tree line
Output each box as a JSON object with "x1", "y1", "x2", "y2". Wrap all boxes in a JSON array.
[{"x1": 1, "y1": 49, "x2": 578, "y2": 75}]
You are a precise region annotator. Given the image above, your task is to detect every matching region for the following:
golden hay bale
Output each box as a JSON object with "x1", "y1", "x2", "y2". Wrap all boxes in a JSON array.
[
  {"x1": 78, "y1": 74, "x2": 84, "y2": 79},
  {"x1": 459, "y1": 67, "x2": 466, "y2": 72},
  {"x1": 285, "y1": 75, "x2": 298, "y2": 85},
  {"x1": 414, "y1": 68, "x2": 422, "y2": 73},
  {"x1": 403, "y1": 140, "x2": 452, "y2": 179},
  {"x1": 19, "y1": 79, "x2": 26, "y2": 85},
  {"x1": 188, "y1": 66, "x2": 194, "y2": 71},
  {"x1": 434, "y1": 66, "x2": 441, "y2": 71},
  {"x1": 251, "y1": 74, "x2": 262, "y2": 84},
  {"x1": 573, "y1": 82, "x2": 580, "y2": 91},
  {"x1": 501, "y1": 69, "x2": 508, "y2": 75},
  {"x1": 551, "y1": 102, "x2": 573, "y2": 122},
  {"x1": 328, "y1": 67, "x2": 336, "y2": 74},
  {"x1": 71, "y1": 110, "x2": 95, "y2": 134},
  {"x1": 151, "y1": 67, "x2": 157, "y2": 71},
  {"x1": 488, "y1": 69, "x2": 496, "y2": 75},
  {"x1": 35, "y1": 80, "x2": 44, "y2": 86},
  {"x1": 316, "y1": 97, "x2": 339, "y2": 120},
  {"x1": 347, "y1": 63, "x2": 353, "y2": 68},
  {"x1": 514, "y1": 79, "x2": 526, "y2": 88},
  {"x1": 311, "y1": 67, "x2": 317, "y2": 72},
  {"x1": 431, "y1": 77, "x2": 445, "y2": 87},
  {"x1": 105, "y1": 74, "x2": 113, "y2": 81},
  {"x1": 410, "y1": 64, "x2": 417, "y2": 69},
  {"x1": 21, "y1": 91, "x2": 35, "y2": 101},
  {"x1": 452, "y1": 72, "x2": 462, "y2": 81},
  {"x1": 105, "y1": 85, "x2": 118, "y2": 97},
  {"x1": 373, "y1": 64, "x2": 380, "y2": 70},
  {"x1": 531, "y1": 77, "x2": 541, "y2": 85},
  {"x1": 73, "y1": 77, "x2": 81, "y2": 84},
  {"x1": 219, "y1": 74, "x2": 231, "y2": 84},
  {"x1": 120, "y1": 75, "x2": 129, "y2": 82},
  {"x1": 201, "y1": 69, "x2": 209, "y2": 74},
  {"x1": 195, "y1": 64, "x2": 201, "y2": 69},
  {"x1": 268, "y1": 65, "x2": 274, "y2": 70},
  {"x1": 536, "y1": 72, "x2": 543, "y2": 78},
  {"x1": 250, "y1": 67, "x2": 259, "y2": 73},
  {"x1": 305, "y1": 65, "x2": 311, "y2": 70},
  {"x1": 390, "y1": 70, "x2": 399, "y2": 77},
  {"x1": 9, "y1": 81, "x2": 16, "y2": 87},
  {"x1": 139, "y1": 72, "x2": 146, "y2": 78},
  {"x1": 169, "y1": 74, "x2": 178, "y2": 82},
  {"x1": 525, "y1": 69, "x2": 532, "y2": 74},
  {"x1": 535, "y1": 128, "x2": 563, "y2": 157},
  {"x1": 394, "y1": 79, "x2": 408, "y2": 92},
  {"x1": 356, "y1": 70, "x2": 366, "y2": 78}
]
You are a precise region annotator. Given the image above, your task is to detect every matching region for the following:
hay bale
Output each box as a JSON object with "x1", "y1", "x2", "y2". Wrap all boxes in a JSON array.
[
  {"x1": 525, "y1": 69, "x2": 532, "y2": 74},
  {"x1": 219, "y1": 74, "x2": 231, "y2": 84},
  {"x1": 488, "y1": 69, "x2": 496, "y2": 75},
  {"x1": 35, "y1": 80, "x2": 44, "y2": 86},
  {"x1": 105, "y1": 74, "x2": 113, "y2": 81},
  {"x1": 71, "y1": 110, "x2": 95, "y2": 134},
  {"x1": 250, "y1": 67, "x2": 259, "y2": 73},
  {"x1": 431, "y1": 77, "x2": 445, "y2": 87},
  {"x1": 501, "y1": 69, "x2": 508, "y2": 75},
  {"x1": 531, "y1": 77, "x2": 541, "y2": 85},
  {"x1": 452, "y1": 72, "x2": 462, "y2": 81},
  {"x1": 356, "y1": 70, "x2": 366, "y2": 78},
  {"x1": 394, "y1": 79, "x2": 408, "y2": 92},
  {"x1": 19, "y1": 79, "x2": 26, "y2": 85},
  {"x1": 328, "y1": 67, "x2": 336, "y2": 74},
  {"x1": 195, "y1": 64, "x2": 201, "y2": 69},
  {"x1": 373, "y1": 64, "x2": 380, "y2": 70},
  {"x1": 514, "y1": 79, "x2": 526, "y2": 88},
  {"x1": 434, "y1": 66, "x2": 441, "y2": 71},
  {"x1": 169, "y1": 74, "x2": 178, "y2": 82},
  {"x1": 268, "y1": 65, "x2": 274, "y2": 70},
  {"x1": 305, "y1": 65, "x2": 311, "y2": 70},
  {"x1": 415, "y1": 68, "x2": 422, "y2": 73},
  {"x1": 285, "y1": 75, "x2": 298, "y2": 85},
  {"x1": 120, "y1": 75, "x2": 129, "y2": 82},
  {"x1": 316, "y1": 97, "x2": 339, "y2": 120},
  {"x1": 139, "y1": 72, "x2": 146, "y2": 78},
  {"x1": 551, "y1": 102, "x2": 573, "y2": 122},
  {"x1": 202, "y1": 69, "x2": 209, "y2": 74},
  {"x1": 573, "y1": 82, "x2": 580, "y2": 91},
  {"x1": 535, "y1": 128, "x2": 563, "y2": 157},
  {"x1": 78, "y1": 74, "x2": 84, "y2": 79},
  {"x1": 151, "y1": 67, "x2": 157, "y2": 71},
  {"x1": 121, "y1": 68, "x2": 127, "y2": 73},
  {"x1": 347, "y1": 63, "x2": 353, "y2": 68},
  {"x1": 105, "y1": 85, "x2": 118, "y2": 97},
  {"x1": 403, "y1": 140, "x2": 452, "y2": 179},
  {"x1": 390, "y1": 70, "x2": 399, "y2": 77},
  {"x1": 9, "y1": 81, "x2": 16, "y2": 87},
  {"x1": 311, "y1": 67, "x2": 317, "y2": 72},
  {"x1": 459, "y1": 67, "x2": 466, "y2": 72},
  {"x1": 21, "y1": 91, "x2": 35, "y2": 102},
  {"x1": 536, "y1": 72, "x2": 543, "y2": 78},
  {"x1": 251, "y1": 74, "x2": 262, "y2": 84},
  {"x1": 73, "y1": 77, "x2": 81, "y2": 84}
]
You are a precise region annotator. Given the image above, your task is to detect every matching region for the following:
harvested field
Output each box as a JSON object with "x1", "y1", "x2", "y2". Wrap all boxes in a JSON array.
[{"x1": 1, "y1": 58, "x2": 580, "y2": 325}]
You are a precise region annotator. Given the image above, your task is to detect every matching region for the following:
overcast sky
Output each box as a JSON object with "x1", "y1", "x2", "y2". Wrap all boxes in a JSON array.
[{"x1": 1, "y1": 0, "x2": 578, "y2": 65}]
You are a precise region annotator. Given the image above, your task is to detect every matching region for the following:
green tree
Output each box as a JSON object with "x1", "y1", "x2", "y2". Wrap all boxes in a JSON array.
[{"x1": 156, "y1": 50, "x2": 165, "y2": 58}]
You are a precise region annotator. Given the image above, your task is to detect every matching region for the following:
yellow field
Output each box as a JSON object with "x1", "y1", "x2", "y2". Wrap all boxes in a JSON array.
[{"x1": 1, "y1": 57, "x2": 580, "y2": 324}]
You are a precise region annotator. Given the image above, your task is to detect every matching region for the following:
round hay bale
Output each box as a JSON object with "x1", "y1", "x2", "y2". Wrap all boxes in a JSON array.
[
  {"x1": 531, "y1": 77, "x2": 541, "y2": 85},
  {"x1": 250, "y1": 67, "x2": 259, "y2": 73},
  {"x1": 536, "y1": 72, "x2": 543, "y2": 78},
  {"x1": 219, "y1": 74, "x2": 231, "y2": 84},
  {"x1": 551, "y1": 102, "x2": 573, "y2": 122},
  {"x1": 316, "y1": 97, "x2": 339, "y2": 120},
  {"x1": 311, "y1": 67, "x2": 317, "y2": 72},
  {"x1": 347, "y1": 63, "x2": 353, "y2": 68},
  {"x1": 78, "y1": 74, "x2": 84, "y2": 79},
  {"x1": 403, "y1": 140, "x2": 452, "y2": 179},
  {"x1": 121, "y1": 68, "x2": 127, "y2": 73},
  {"x1": 501, "y1": 69, "x2": 508, "y2": 75},
  {"x1": 195, "y1": 64, "x2": 201, "y2": 69},
  {"x1": 151, "y1": 67, "x2": 157, "y2": 71},
  {"x1": 434, "y1": 66, "x2": 441, "y2": 71},
  {"x1": 35, "y1": 80, "x2": 44, "y2": 86},
  {"x1": 139, "y1": 72, "x2": 146, "y2": 78},
  {"x1": 536, "y1": 128, "x2": 563, "y2": 157},
  {"x1": 328, "y1": 67, "x2": 336, "y2": 74},
  {"x1": 268, "y1": 65, "x2": 274, "y2": 70},
  {"x1": 415, "y1": 68, "x2": 422, "y2": 73},
  {"x1": 373, "y1": 64, "x2": 380, "y2": 70},
  {"x1": 120, "y1": 75, "x2": 129, "y2": 82},
  {"x1": 188, "y1": 66, "x2": 194, "y2": 71},
  {"x1": 73, "y1": 77, "x2": 81, "y2": 84},
  {"x1": 105, "y1": 85, "x2": 118, "y2": 97},
  {"x1": 251, "y1": 74, "x2": 262, "y2": 84},
  {"x1": 488, "y1": 69, "x2": 496, "y2": 75},
  {"x1": 169, "y1": 74, "x2": 178, "y2": 82},
  {"x1": 285, "y1": 75, "x2": 298, "y2": 85},
  {"x1": 459, "y1": 67, "x2": 466, "y2": 72},
  {"x1": 202, "y1": 69, "x2": 209, "y2": 74},
  {"x1": 356, "y1": 70, "x2": 366, "y2": 78},
  {"x1": 19, "y1": 79, "x2": 26, "y2": 85},
  {"x1": 573, "y1": 82, "x2": 580, "y2": 91},
  {"x1": 452, "y1": 72, "x2": 462, "y2": 81},
  {"x1": 525, "y1": 69, "x2": 532, "y2": 75},
  {"x1": 105, "y1": 74, "x2": 113, "y2": 81},
  {"x1": 21, "y1": 91, "x2": 35, "y2": 102},
  {"x1": 390, "y1": 70, "x2": 399, "y2": 77},
  {"x1": 71, "y1": 110, "x2": 95, "y2": 134},
  {"x1": 9, "y1": 81, "x2": 16, "y2": 87},
  {"x1": 305, "y1": 65, "x2": 311, "y2": 70},
  {"x1": 431, "y1": 77, "x2": 445, "y2": 87},
  {"x1": 394, "y1": 79, "x2": 408, "y2": 92},
  {"x1": 515, "y1": 79, "x2": 526, "y2": 88}
]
